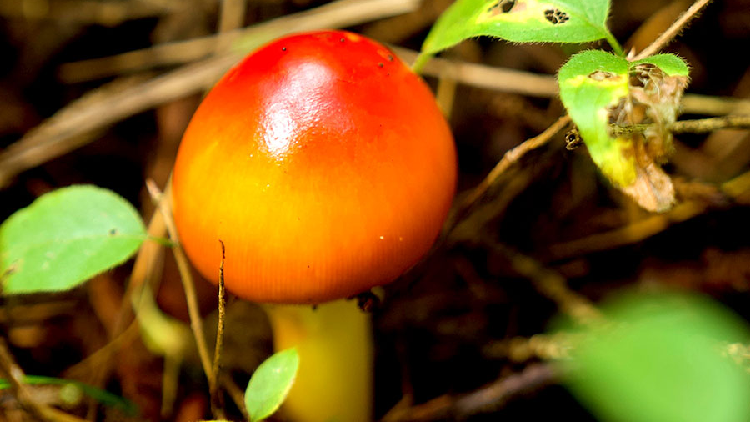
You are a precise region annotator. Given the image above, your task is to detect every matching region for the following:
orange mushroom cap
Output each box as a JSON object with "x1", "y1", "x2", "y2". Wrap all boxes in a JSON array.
[{"x1": 172, "y1": 30, "x2": 457, "y2": 304}]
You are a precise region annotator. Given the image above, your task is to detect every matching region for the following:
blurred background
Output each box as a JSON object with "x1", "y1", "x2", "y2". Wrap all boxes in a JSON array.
[{"x1": 1, "y1": 0, "x2": 750, "y2": 420}]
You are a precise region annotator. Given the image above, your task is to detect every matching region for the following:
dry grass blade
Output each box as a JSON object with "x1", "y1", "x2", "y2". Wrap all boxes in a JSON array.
[
  {"x1": 632, "y1": 0, "x2": 715, "y2": 60},
  {"x1": 0, "y1": 75, "x2": 150, "y2": 188},
  {"x1": 382, "y1": 364, "x2": 556, "y2": 421},
  {"x1": 145, "y1": 179, "x2": 214, "y2": 394},
  {"x1": 0, "y1": 0, "x2": 421, "y2": 188},
  {"x1": 394, "y1": 47, "x2": 559, "y2": 98},
  {"x1": 0, "y1": 0, "x2": 181, "y2": 25},
  {"x1": 59, "y1": 0, "x2": 420, "y2": 82}
]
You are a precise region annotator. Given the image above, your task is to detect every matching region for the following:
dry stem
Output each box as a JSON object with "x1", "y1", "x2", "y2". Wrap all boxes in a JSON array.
[
  {"x1": 382, "y1": 364, "x2": 556, "y2": 421},
  {"x1": 632, "y1": 0, "x2": 714, "y2": 60},
  {"x1": 460, "y1": 115, "x2": 571, "y2": 211},
  {"x1": 210, "y1": 240, "x2": 227, "y2": 415},
  {"x1": 145, "y1": 179, "x2": 214, "y2": 394}
]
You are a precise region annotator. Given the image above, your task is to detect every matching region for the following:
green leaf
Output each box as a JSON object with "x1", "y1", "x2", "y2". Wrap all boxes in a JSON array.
[
  {"x1": 557, "y1": 292, "x2": 750, "y2": 422},
  {"x1": 245, "y1": 348, "x2": 300, "y2": 422},
  {"x1": 558, "y1": 50, "x2": 689, "y2": 212},
  {"x1": 0, "y1": 374, "x2": 138, "y2": 415},
  {"x1": 632, "y1": 53, "x2": 689, "y2": 76},
  {"x1": 421, "y1": 0, "x2": 620, "y2": 58},
  {"x1": 1, "y1": 185, "x2": 146, "y2": 294},
  {"x1": 558, "y1": 50, "x2": 632, "y2": 184}
]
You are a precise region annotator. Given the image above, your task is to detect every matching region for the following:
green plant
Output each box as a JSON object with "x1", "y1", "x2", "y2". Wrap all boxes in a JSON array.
[
  {"x1": 417, "y1": 0, "x2": 750, "y2": 420},
  {"x1": 418, "y1": 0, "x2": 702, "y2": 212},
  {"x1": 0, "y1": 184, "x2": 300, "y2": 421}
]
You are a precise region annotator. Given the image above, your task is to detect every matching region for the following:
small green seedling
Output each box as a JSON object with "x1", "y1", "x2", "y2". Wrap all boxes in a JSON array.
[{"x1": 419, "y1": 0, "x2": 691, "y2": 212}]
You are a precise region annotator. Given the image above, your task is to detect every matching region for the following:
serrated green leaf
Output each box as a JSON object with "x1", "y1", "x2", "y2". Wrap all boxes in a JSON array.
[
  {"x1": 421, "y1": 0, "x2": 619, "y2": 57},
  {"x1": 558, "y1": 50, "x2": 633, "y2": 185},
  {"x1": 245, "y1": 348, "x2": 299, "y2": 422},
  {"x1": 1, "y1": 185, "x2": 146, "y2": 294},
  {"x1": 556, "y1": 292, "x2": 750, "y2": 422},
  {"x1": 632, "y1": 53, "x2": 689, "y2": 76}
]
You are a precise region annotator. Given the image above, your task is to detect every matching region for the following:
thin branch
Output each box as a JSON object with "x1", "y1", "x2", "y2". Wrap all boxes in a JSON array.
[
  {"x1": 681, "y1": 94, "x2": 750, "y2": 115},
  {"x1": 632, "y1": 0, "x2": 714, "y2": 60},
  {"x1": 483, "y1": 241, "x2": 601, "y2": 325},
  {"x1": 670, "y1": 115, "x2": 750, "y2": 133},
  {"x1": 545, "y1": 162, "x2": 750, "y2": 262},
  {"x1": 216, "y1": 0, "x2": 247, "y2": 52},
  {"x1": 220, "y1": 373, "x2": 249, "y2": 421},
  {"x1": 58, "y1": 0, "x2": 420, "y2": 82},
  {"x1": 145, "y1": 179, "x2": 214, "y2": 392},
  {"x1": 394, "y1": 47, "x2": 560, "y2": 98},
  {"x1": 1, "y1": 0, "x2": 741, "y2": 188},
  {"x1": 460, "y1": 115, "x2": 571, "y2": 211},
  {"x1": 382, "y1": 364, "x2": 556, "y2": 421},
  {"x1": 610, "y1": 115, "x2": 750, "y2": 138},
  {"x1": 546, "y1": 201, "x2": 708, "y2": 261},
  {"x1": 0, "y1": 0, "x2": 420, "y2": 189},
  {"x1": 210, "y1": 240, "x2": 227, "y2": 416},
  {"x1": 0, "y1": 0, "x2": 179, "y2": 25},
  {"x1": 0, "y1": 336, "x2": 49, "y2": 421}
]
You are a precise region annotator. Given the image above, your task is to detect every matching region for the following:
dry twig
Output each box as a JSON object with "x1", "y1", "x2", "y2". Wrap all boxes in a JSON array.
[
  {"x1": 632, "y1": 0, "x2": 714, "y2": 60},
  {"x1": 458, "y1": 115, "x2": 571, "y2": 213},
  {"x1": 145, "y1": 179, "x2": 213, "y2": 394},
  {"x1": 670, "y1": 115, "x2": 750, "y2": 133},
  {"x1": 0, "y1": 0, "x2": 180, "y2": 25},
  {"x1": 210, "y1": 240, "x2": 227, "y2": 415},
  {"x1": 0, "y1": 0, "x2": 421, "y2": 188},
  {"x1": 382, "y1": 364, "x2": 556, "y2": 421},
  {"x1": 58, "y1": 0, "x2": 419, "y2": 82}
]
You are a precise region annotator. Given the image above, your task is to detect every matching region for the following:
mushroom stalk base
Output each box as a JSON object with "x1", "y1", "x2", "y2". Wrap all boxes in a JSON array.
[{"x1": 264, "y1": 300, "x2": 373, "y2": 422}]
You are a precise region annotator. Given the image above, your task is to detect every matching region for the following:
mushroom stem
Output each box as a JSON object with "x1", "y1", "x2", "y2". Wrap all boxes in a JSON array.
[{"x1": 264, "y1": 300, "x2": 372, "y2": 422}]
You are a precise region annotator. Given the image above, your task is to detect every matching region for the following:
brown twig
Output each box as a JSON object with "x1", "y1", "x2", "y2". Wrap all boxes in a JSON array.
[
  {"x1": 0, "y1": 339, "x2": 89, "y2": 422},
  {"x1": 670, "y1": 115, "x2": 750, "y2": 133},
  {"x1": 220, "y1": 373, "x2": 250, "y2": 421},
  {"x1": 485, "y1": 241, "x2": 601, "y2": 325},
  {"x1": 632, "y1": 0, "x2": 714, "y2": 60},
  {"x1": 58, "y1": 0, "x2": 419, "y2": 82},
  {"x1": 145, "y1": 179, "x2": 214, "y2": 394},
  {"x1": 612, "y1": 115, "x2": 750, "y2": 137},
  {"x1": 0, "y1": 336, "x2": 49, "y2": 421},
  {"x1": 210, "y1": 240, "x2": 227, "y2": 415},
  {"x1": 216, "y1": 0, "x2": 247, "y2": 53},
  {"x1": 455, "y1": 115, "x2": 571, "y2": 218},
  {"x1": 394, "y1": 47, "x2": 560, "y2": 98},
  {"x1": 484, "y1": 334, "x2": 574, "y2": 362},
  {"x1": 681, "y1": 94, "x2": 750, "y2": 116},
  {"x1": 546, "y1": 201, "x2": 707, "y2": 261},
  {"x1": 0, "y1": 0, "x2": 420, "y2": 189},
  {"x1": 382, "y1": 364, "x2": 556, "y2": 421},
  {"x1": 0, "y1": 0, "x2": 180, "y2": 25},
  {"x1": 544, "y1": 163, "x2": 750, "y2": 262},
  {"x1": 68, "y1": 179, "x2": 170, "y2": 418}
]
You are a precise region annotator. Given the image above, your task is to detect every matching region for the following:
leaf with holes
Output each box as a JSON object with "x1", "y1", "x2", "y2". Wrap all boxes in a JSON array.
[
  {"x1": 0, "y1": 185, "x2": 146, "y2": 294},
  {"x1": 556, "y1": 292, "x2": 750, "y2": 422},
  {"x1": 633, "y1": 53, "x2": 689, "y2": 77},
  {"x1": 558, "y1": 50, "x2": 632, "y2": 184},
  {"x1": 421, "y1": 0, "x2": 619, "y2": 59},
  {"x1": 245, "y1": 348, "x2": 299, "y2": 422},
  {"x1": 558, "y1": 50, "x2": 689, "y2": 212}
]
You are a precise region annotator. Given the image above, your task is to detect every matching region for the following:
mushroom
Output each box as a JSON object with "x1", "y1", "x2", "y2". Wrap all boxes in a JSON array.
[{"x1": 172, "y1": 30, "x2": 457, "y2": 421}]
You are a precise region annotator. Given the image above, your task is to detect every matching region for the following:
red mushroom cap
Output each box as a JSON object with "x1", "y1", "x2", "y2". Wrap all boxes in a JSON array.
[{"x1": 172, "y1": 30, "x2": 457, "y2": 304}]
